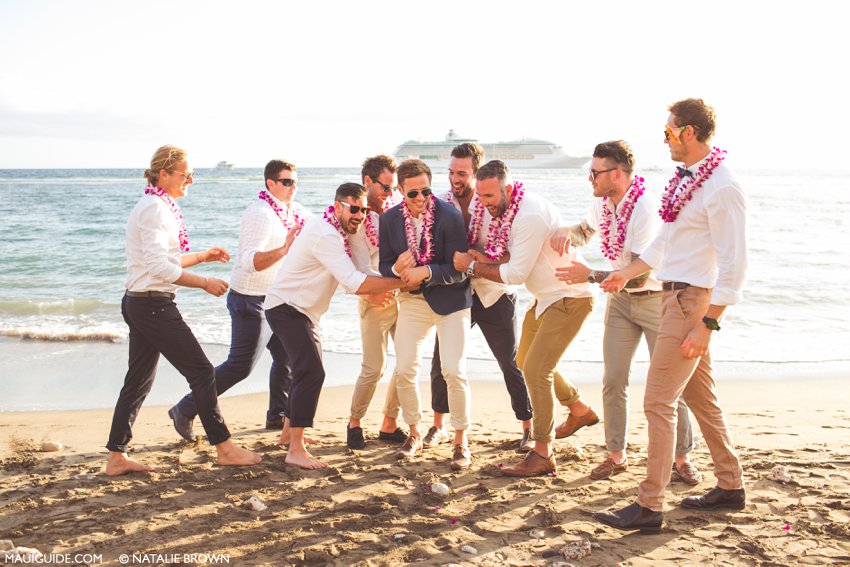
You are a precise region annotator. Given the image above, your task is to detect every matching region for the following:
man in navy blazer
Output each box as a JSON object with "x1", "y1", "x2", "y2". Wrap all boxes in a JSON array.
[{"x1": 379, "y1": 158, "x2": 473, "y2": 469}]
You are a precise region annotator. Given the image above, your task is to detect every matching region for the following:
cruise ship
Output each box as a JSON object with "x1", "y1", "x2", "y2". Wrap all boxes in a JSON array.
[{"x1": 393, "y1": 130, "x2": 588, "y2": 169}]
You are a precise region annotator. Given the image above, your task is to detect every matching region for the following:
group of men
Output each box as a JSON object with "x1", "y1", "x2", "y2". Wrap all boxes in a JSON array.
[{"x1": 166, "y1": 97, "x2": 748, "y2": 531}]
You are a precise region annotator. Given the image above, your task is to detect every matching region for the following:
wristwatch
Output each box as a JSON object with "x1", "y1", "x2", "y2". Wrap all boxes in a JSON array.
[
  {"x1": 587, "y1": 271, "x2": 598, "y2": 284},
  {"x1": 702, "y1": 316, "x2": 721, "y2": 331},
  {"x1": 466, "y1": 260, "x2": 476, "y2": 278}
]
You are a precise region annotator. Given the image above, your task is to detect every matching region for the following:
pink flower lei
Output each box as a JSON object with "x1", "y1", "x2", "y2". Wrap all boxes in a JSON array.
[
  {"x1": 144, "y1": 184, "x2": 189, "y2": 252},
  {"x1": 401, "y1": 195, "x2": 437, "y2": 265},
  {"x1": 475, "y1": 181, "x2": 525, "y2": 260},
  {"x1": 444, "y1": 191, "x2": 485, "y2": 247},
  {"x1": 323, "y1": 205, "x2": 351, "y2": 257},
  {"x1": 258, "y1": 190, "x2": 306, "y2": 232},
  {"x1": 659, "y1": 147, "x2": 727, "y2": 223},
  {"x1": 363, "y1": 213, "x2": 379, "y2": 249},
  {"x1": 600, "y1": 176, "x2": 646, "y2": 261}
]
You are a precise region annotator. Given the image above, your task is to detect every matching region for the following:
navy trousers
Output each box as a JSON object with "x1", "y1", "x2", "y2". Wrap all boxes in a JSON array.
[
  {"x1": 265, "y1": 303, "x2": 325, "y2": 428},
  {"x1": 175, "y1": 290, "x2": 290, "y2": 421},
  {"x1": 107, "y1": 294, "x2": 230, "y2": 452},
  {"x1": 431, "y1": 292, "x2": 533, "y2": 421}
]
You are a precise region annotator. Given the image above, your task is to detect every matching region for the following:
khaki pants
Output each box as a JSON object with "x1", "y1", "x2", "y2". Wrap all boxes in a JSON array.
[
  {"x1": 349, "y1": 296, "x2": 401, "y2": 421},
  {"x1": 517, "y1": 297, "x2": 594, "y2": 443},
  {"x1": 391, "y1": 293, "x2": 471, "y2": 430},
  {"x1": 637, "y1": 286, "x2": 743, "y2": 511}
]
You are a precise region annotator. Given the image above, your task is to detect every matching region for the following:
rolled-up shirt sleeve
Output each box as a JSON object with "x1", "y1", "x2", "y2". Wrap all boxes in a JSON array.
[
  {"x1": 138, "y1": 202, "x2": 182, "y2": 284},
  {"x1": 315, "y1": 231, "x2": 368, "y2": 294},
  {"x1": 498, "y1": 213, "x2": 549, "y2": 285},
  {"x1": 238, "y1": 207, "x2": 274, "y2": 274},
  {"x1": 706, "y1": 183, "x2": 748, "y2": 306}
]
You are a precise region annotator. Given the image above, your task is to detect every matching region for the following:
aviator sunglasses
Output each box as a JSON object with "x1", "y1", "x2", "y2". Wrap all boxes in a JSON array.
[
  {"x1": 275, "y1": 178, "x2": 297, "y2": 187},
  {"x1": 405, "y1": 188, "x2": 433, "y2": 199},
  {"x1": 338, "y1": 201, "x2": 371, "y2": 215}
]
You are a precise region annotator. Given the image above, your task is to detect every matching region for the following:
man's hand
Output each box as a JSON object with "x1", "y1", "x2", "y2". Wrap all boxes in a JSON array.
[
  {"x1": 203, "y1": 247, "x2": 231, "y2": 263},
  {"x1": 401, "y1": 266, "x2": 429, "y2": 287},
  {"x1": 203, "y1": 277, "x2": 229, "y2": 297},
  {"x1": 393, "y1": 250, "x2": 416, "y2": 275},
  {"x1": 600, "y1": 271, "x2": 628, "y2": 293},
  {"x1": 680, "y1": 325, "x2": 712, "y2": 359},
  {"x1": 454, "y1": 251, "x2": 473, "y2": 272},
  {"x1": 364, "y1": 292, "x2": 395, "y2": 307},
  {"x1": 550, "y1": 227, "x2": 571, "y2": 256},
  {"x1": 555, "y1": 261, "x2": 590, "y2": 284},
  {"x1": 284, "y1": 225, "x2": 302, "y2": 248}
]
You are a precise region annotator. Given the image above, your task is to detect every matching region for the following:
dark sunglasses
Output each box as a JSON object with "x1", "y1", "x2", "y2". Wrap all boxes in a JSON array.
[
  {"x1": 378, "y1": 182, "x2": 396, "y2": 193},
  {"x1": 275, "y1": 178, "x2": 296, "y2": 187},
  {"x1": 339, "y1": 201, "x2": 371, "y2": 215},
  {"x1": 589, "y1": 167, "x2": 618, "y2": 181},
  {"x1": 405, "y1": 187, "x2": 432, "y2": 199}
]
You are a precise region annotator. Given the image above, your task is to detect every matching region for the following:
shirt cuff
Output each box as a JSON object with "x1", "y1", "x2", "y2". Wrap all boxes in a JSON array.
[{"x1": 710, "y1": 286, "x2": 743, "y2": 306}]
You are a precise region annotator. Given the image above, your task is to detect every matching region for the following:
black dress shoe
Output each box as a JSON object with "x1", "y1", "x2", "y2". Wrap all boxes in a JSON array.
[
  {"x1": 378, "y1": 427, "x2": 408, "y2": 443},
  {"x1": 347, "y1": 425, "x2": 366, "y2": 450},
  {"x1": 265, "y1": 416, "x2": 284, "y2": 430},
  {"x1": 168, "y1": 405, "x2": 198, "y2": 443},
  {"x1": 593, "y1": 502, "x2": 663, "y2": 534},
  {"x1": 681, "y1": 486, "x2": 746, "y2": 510}
]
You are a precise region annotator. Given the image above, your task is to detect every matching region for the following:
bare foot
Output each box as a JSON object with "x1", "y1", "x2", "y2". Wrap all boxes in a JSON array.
[
  {"x1": 279, "y1": 424, "x2": 319, "y2": 446},
  {"x1": 105, "y1": 452, "x2": 153, "y2": 476},
  {"x1": 215, "y1": 440, "x2": 262, "y2": 467},
  {"x1": 285, "y1": 448, "x2": 328, "y2": 470}
]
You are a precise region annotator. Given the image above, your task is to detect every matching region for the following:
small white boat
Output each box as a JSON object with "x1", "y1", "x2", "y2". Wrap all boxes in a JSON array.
[{"x1": 215, "y1": 160, "x2": 234, "y2": 170}]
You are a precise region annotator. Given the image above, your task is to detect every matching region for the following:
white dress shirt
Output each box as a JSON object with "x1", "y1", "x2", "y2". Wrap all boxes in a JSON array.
[
  {"x1": 349, "y1": 210, "x2": 380, "y2": 276},
  {"x1": 230, "y1": 195, "x2": 312, "y2": 296},
  {"x1": 640, "y1": 158, "x2": 748, "y2": 306},
  {"x1": 125, "y1": 194, "x2": 183, "y2": 293},
  {"x1": 585, "y1": 187, "x2": 662, "y2": 293},
  {"x1": 263, "y1": 215, "x2": 368, "y2": 325},
  {"x1": 441, "y1": 190, "x2": 514, "y2": 308},
  {"x1": 497, "y1": 191, "x2": 594, "y2": 317}
]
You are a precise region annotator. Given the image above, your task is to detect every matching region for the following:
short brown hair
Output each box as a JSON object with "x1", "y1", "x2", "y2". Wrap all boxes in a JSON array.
[
  {"x1": 668, "y1": 98, "x2": 716, "y2": 143},
  {"x1": 144, "y1": 145, "x2": 187, "y2": 186},
  {"x1": 450, "y1": 143, "x2": 485, "y2": 173},
  {"x1": 335, "y1": 182, "x2": 366, "y2": 202},
  {"x1": 264, "y1": 159, "x2": 296, "y2": 183},
  {"x1": 475, "y1": 159, "x2": 511, "y2": 186},
  {"x1": 361, "y1": 154, "x2": 398, "y2": 184},
  {"x1": 397, "y1": 159, "x2": 432, "y2": 187},
  {"x1": 593, "y1": 140, "x2": 635, "y2": 174}
]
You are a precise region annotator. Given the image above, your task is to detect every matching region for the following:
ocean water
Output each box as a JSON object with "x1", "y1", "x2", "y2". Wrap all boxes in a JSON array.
[{"x1": 1, "y1": 165, "x2": 849, "y2": 371}]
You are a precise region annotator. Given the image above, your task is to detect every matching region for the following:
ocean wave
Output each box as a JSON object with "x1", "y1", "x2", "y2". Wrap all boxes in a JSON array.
[
  {"x1": 0, "y1": 298, "x2": 113, "y2": 315},
  {"x1": 0, "y1": 328, "x2": 125, "y2": 342}
]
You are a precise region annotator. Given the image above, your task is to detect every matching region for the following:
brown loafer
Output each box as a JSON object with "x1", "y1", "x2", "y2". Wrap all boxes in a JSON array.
[
  {"x1": 396, "y1": 435, "x2": 421, "y2": 460},
  {"x1": 555, "y1": 408, "x2": 599, "y2": 439},
  {"x1": 673, "y1": 462, "x2": 703, "y2": 486},
  {"x1": 590, "y1": 456, "x2": 629, "y2": 480},
  {"x1": 450, "y1": 444, "x2": 472, "y2": 470},
  {"x1": 502, "y1": 450, "x2": 556, "y2": 477}
]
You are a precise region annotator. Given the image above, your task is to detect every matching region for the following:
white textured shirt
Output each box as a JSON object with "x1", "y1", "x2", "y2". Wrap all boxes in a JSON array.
[
  {"x1": 441, "y1": 190, "x2": 515, "y2": 308},
  {"x1": 497, "y1": 191, "x2": 594, "y2": 317},
  {"x1": 640, "y1": 158, "x2": 748, "y2": 306},
  {"x1": 263, "y1": 215, "x2": 368, "y2": 325},
  {"x1": 125, "y1": 194, "x2": 183, "y2": 293},
  {"x1": 585, "y1": 187, "x2": 662, "y2": 293},
  {"x1": 230, "y1": 195, "x2": 312, "y2": 296}
]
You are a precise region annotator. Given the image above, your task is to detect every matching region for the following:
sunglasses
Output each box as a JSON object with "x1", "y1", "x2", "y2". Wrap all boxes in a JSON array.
[
  {"x1": 405, "y1": 188, "x2": 433, "y2": 199},
  {"x1": 339, "y1": 201, "x2": 371, "y2": 215},
  {"x1": 589, "y1": 167, "x2": 618, "y2": 181},
  {"x1": 170, "y1": 169, "x2": 195, "y2": 182},
  {"x1": 275, "y1": 178, "x2": 296, "y2": 187},
  {"x1": 663, "y1": 124, "x2": 699, "y2": 144},
  {"x1": 378, "y1": 182, "x2": 396, "y2": 193}
]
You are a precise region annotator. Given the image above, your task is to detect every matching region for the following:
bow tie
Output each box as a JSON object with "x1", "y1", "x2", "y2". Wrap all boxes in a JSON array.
[{"x1": 676, "y1": 166, "x2": 693, "y2": 178}]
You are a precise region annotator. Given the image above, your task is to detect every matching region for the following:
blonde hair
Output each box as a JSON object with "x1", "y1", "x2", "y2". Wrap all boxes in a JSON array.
[{"x1": 144, "y1": 145, "x2": 188, "y2": 186}]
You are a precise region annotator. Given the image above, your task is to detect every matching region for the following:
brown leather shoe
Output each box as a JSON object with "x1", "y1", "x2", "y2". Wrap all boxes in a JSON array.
[
  {"x1": 450, "y1": 444, "x2": 472, "y2": 470},
  {"x1": 396, "y1": 436, "x2": 421, "y2": 460},
  {"x1": 502, "y1": 450, "x2": 556, "y2": 477},
  {"x1": 555, "y1": 408, "x2": 599, "y2": 439},
  {"x1": 590, "y1": 456, "x2": 629, "y2": 480},
  {"x1": 673, "y1": 462, "x2": 703, "y2": 486}
]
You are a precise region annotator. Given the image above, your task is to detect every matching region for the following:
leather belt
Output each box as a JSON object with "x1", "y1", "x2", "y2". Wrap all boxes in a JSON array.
[
  {"x1": 126, "y1": 290, "x2": 176, "y2": 299},
  {"x1": 662, "y1": 281, "x2": 690, "y2": 291},
  {"x1": 624, "y1": 289, "x2": 662, "y2": 297}
]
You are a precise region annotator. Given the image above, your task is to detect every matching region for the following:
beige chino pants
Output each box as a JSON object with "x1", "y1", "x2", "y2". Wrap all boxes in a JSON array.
[
  {"x1": 517, "y1": 296, "x2": 594, "y2": 443},
  {"x1": 637, "y1": 286, "x2": 743, "y2": 511},
  {"x1": 349, "y1": 296, "x2": 401, "y2": 421}
]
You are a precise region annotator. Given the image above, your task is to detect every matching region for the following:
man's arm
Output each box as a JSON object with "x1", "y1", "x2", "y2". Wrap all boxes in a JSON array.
[
  {"x1": 550, "y1": 221, "x2": 596, "y2": 256},
  {"x1": 253, "y1": 226, "x2": 301, "y2": 272}
]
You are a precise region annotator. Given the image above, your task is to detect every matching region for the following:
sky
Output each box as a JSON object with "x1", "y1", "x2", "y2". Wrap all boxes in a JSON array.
[{"x1": 0, "y1": 0, "x2": 845, "y2": 169}]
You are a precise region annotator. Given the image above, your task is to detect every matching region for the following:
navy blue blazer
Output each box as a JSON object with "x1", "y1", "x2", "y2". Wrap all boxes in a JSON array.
[{"x1": 379, "y1": 198, "x2": 471, "y2": 316}]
